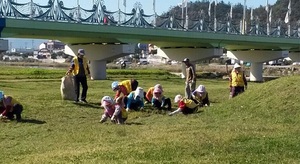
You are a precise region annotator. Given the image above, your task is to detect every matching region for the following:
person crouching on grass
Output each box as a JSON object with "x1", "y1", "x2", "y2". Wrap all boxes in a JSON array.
[
  {"x1": 111, "y1": 79, "x2": 139, "y2": 100},
  {"x1": 0, "y1": 91, "x2": 23, "y2": 122},
  {"x1": 125, "y1": 87, "x2": 144, "y2": 112},
  {"x1": 169, "y1": 94, "x2": 198, "y2": 116},
  {"x1": 111, "y1": 96, "x2": 128, "y2": 124},
  {"x1": 145, "y1": 84, "x2": 163, "y2": 104},
  {"x1": 191, "y1": 85, "x2": 210, "y2": 107},
  {"x1": 99, "y1": 96, "x2": 115, "y2": 123},
  {"x1": 151, "y1": 87, "x2": 171, "y2": 111}
]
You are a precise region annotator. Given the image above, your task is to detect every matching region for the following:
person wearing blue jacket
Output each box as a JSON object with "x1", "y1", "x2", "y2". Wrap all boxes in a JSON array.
[{"x1": 125, "y1": 87, "x2": 144, "y2": 111}]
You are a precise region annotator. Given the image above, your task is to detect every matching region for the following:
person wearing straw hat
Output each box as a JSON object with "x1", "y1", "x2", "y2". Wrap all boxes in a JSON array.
[{"x1": 229, "y1": 63, "x2": 247, "y2": 98}]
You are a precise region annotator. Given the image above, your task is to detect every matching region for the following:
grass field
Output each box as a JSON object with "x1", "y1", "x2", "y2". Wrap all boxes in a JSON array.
[{"x1": 1, "y1": 65, "x2": 300, "y2": 164}]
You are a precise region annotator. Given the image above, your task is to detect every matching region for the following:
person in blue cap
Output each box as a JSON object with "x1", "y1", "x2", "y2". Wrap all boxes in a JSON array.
[{"x1": 66, "y1": 49, "x2": 90, "y2": 103}]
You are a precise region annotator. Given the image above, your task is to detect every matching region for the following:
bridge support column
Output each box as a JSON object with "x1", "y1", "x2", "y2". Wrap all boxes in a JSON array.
[
  {"x1": 90, "y1": 60, "x2": 106, "y2": 80},
  {"x1": 249, "y1": 62, "x2": 263, "y2": 82},
  {"x1": 227, "y1": 50, "x2": 289, "y2": 82}
]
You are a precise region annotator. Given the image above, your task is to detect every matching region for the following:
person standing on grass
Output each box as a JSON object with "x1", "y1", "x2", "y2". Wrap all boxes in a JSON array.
[
  {"x1": 182, "y1": 58, "x2": 197, "y2": 99},
  {"x1": 0, "y1": 91, "x2": 23, "y2": 122},
  {"x1": 229, "y1": 63, "x2": 247, "y2": 98},
  {"x1": 67, "y1": 49, "x2": 90, "y2": 103},
  {"x1": 111, "y1": 79, "x2": 139, "y2": 100}
]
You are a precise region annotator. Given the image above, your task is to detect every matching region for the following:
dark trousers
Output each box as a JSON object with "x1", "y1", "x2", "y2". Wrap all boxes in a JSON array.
[
  {"x1": 152, "y1": 98, "x2": 172, "y2": 110},
  {"x1": 7, "y1": 104, "x2": 23, "y2": 121},
  {"x1": 74, "y1": 75, "x2": 88, "y2": 101},
  {"x1": 182, "y1": 107, "x2": 197, "y2": 115},
  {"x1": 231, "y1": 86, "x2": 245, "y2": 97}
]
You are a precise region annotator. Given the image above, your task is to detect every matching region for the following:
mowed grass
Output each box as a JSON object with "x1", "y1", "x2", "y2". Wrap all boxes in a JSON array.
[{"x1": 1, "y1": 65, "x2": 300, "y2": 164}]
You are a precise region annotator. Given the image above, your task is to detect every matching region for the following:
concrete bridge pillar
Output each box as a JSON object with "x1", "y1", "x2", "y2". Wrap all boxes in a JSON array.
[
  {"x1": 157, "y1": 48, "x2": 223, "y2": 78},
  {"x1": 249, "y1": 62, "x2": 263, "y2": 81},
  {"x1": 90, "y1": 60, "x2": 107, "y2": 80},
  {"x1": 65, "y1": 44, "x2": 135, "y2": 80},
  {"x1": 227, "y1": 50, "x2": 289, "y2": 82}
]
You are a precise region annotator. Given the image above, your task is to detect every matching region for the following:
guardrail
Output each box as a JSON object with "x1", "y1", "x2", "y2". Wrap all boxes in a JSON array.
[{"x1": 0, "y1": 0, "x2": 299, "y2": 38}]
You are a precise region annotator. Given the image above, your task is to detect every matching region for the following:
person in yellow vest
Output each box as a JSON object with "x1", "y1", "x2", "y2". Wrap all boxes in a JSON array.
[
  {"x1": 67, "y1": 49, "x2": 90, "y2": 103},
  {"x1": 0, "y1": 91, "x2": 23, "y2": 122},
  {"x1": 229, "y1": 63, "x2": 247, "y2": 98},
  {"x1": 191, "y1": 85, "x2": 210, "y2": 107},
  {"x1": 169, "y1": 94, "x2": 198, "y2": 116},
  {"x1": 111, "y1": 79, "x2": 139, "y2": 100}
]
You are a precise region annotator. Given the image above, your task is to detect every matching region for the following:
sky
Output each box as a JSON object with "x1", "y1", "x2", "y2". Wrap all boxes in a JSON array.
[{"x1": 9, "y1": 0, "x2": 277, "y2": 49}]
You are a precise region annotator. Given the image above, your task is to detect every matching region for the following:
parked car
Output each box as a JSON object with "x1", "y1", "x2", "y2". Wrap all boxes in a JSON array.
[{"x1": 138, "y1": 61, "x2": 149, "y2": 65}]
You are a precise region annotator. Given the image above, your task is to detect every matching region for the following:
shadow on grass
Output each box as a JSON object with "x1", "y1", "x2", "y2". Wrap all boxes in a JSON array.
[
  {"x1": 74, "y1": 102, "x2": 101, "y2": 109},
  {"x1": 125, "y1": 122, "x2": 143, "y2": 125},
  {"x1": 20, "y1": 118, "x2": 46, "y2": 124}
]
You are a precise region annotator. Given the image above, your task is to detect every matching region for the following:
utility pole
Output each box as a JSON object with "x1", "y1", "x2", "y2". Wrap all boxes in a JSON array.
[{"x1": 242, "y1": 0, "x2": 246, "y2": 34}]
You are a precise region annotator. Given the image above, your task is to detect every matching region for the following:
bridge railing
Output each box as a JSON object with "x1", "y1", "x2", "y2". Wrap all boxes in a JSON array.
[{"x1": 0, "y1": 0, "x2": 299, "y2": 39}]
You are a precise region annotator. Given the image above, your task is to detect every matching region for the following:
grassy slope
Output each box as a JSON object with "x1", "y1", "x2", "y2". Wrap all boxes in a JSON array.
[{"x1": 0, "y1": 66, "x2": 300, "y2": 164}]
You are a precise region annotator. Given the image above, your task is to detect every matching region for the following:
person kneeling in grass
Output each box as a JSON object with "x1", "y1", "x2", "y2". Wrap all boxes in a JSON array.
[
  {"x1": 99, "y1": 96, "x2": 115, "y2": 123},
  {"x1": 145, "y1": 84, "x2": 163, "y2": 104},
  {"x1": 111, "y1": 96, "x2": 128, "y2": 124},
  {"x1": 191, "y1": 85, "x2": 210, "y2": 107},
  {"x1": 151, "y1": 87, "x2": 171, "y2": 111},
  {"x1": 124, "y1": 87, "x2": 144, "y2": 112},
  {"x1": 0, "y1": 91, "x2": 23, "y2": 122},
  {"x1": 169, "y1": 94, "x2": 198, "y2": 116}
]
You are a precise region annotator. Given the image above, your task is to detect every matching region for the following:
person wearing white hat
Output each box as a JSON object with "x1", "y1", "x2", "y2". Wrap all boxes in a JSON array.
[
  {"x1": 124, "y1": 87, "x2": 144, "y2": 111},
  {"x1": 67, "y1": 49, "x2": 90, "y2": 103},
  {"x1": 169, "y1": 94, "x2": 198, "y2": 116},
  {"x1": 182, "y1": 58, "x2": 197, "y2": 99},
  {"x1": 191, "y1": 85, "x2": 210, "y2": 107},
  {"x1": 229, "y1": 63, "x2": 247, "y2": 98}
]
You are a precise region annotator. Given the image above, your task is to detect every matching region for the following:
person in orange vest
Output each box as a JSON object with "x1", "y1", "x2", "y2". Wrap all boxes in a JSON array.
[
  {"x1": 0, "y1": 91, "x2": 23, "y2": 122},
  {"x1": 67, "y1": 49, "x2": 90, "y2": 103},
  {"x1": 229, "y1": 63, "x2": 247, "y2": 98},
  {"x1": 111, "y1": 79, "x2": 139, "y2": 100}
]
